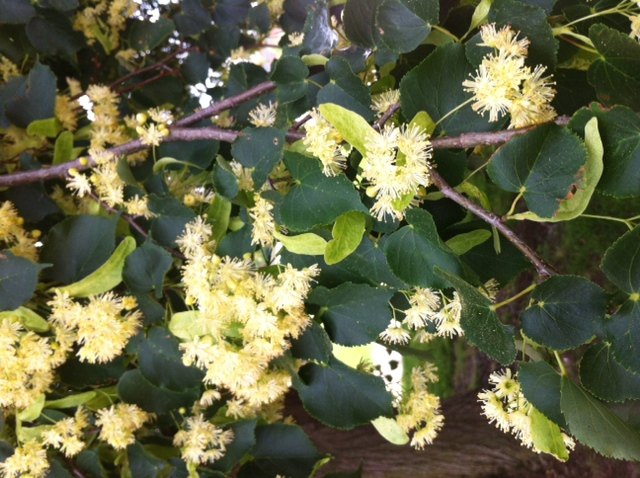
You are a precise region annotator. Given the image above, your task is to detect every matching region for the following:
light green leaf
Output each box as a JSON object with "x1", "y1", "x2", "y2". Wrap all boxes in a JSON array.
[
  {"x1": 45, "y1": 391, "x2": 97, "y2": 409},
  {"x1": 409, "y1": 111, "x2": 436, "y2": 136},
  {"x1": 273, "y1": 230, "x2": 328, "y2": 256},
  {"x1": 371, "y1": 416, "x2": 410, "y2": 445},
  {"x1": 325, "y1": 211, "x2": 366, "y2": 265},
  {"x1": 561, "y1": 377, "x2": 640, "y2": 460},
  {"x1": 26, "y1": 117, "x2": 61, "y2": 138},
  {"x1": 319, "y1": 103, "x2": 378, "y2": 156},
  {"x1": 153, "y1": 157, "x2": 201, "y2": 173},
  {"x1": 445, "y1": 229, "x2": 491, "y2": 255},
  {"x1": 53, "y1": 236, "x2": 136, "y2": 298},
  {"x1": 511, "y1": 117, "x2": 603, "y2": 222},
  {"x1": 0, "y1": 307, "x2": 49, "y2": 332},
  {"x1": 469, "y1": 0, "x2": 492, "y2": 30},
  {"x1": 17, "y1": 394, "x2": 45, "y2": 422},
  {"x1": 52, "y1": 131, "x2": 74, "y2": 165},
  {"x1": 168, "y1": 311, "x2": 205, "y2": 341},
  {"x1": 207, "y1": 195, "x2": 232, "y2": 245},
  {"x1": 530, "y1": 406, "x2": 569, "y2": 461}
]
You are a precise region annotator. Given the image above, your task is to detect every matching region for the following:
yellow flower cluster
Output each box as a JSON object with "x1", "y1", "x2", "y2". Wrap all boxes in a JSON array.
[
  {"x1": 0, "y1": 201, "x2": 39, "y2": 261},
  {"x1": 371, "y1": 89, "x2": 400, "y2": 117},
  {"x1": 176, "y1": 217, "x2": 319, "y2": 418},
  {"x1": 478, "y1": 369, "x2": 574, "y2": 452},
  {"x1": 95, "y1": 403, "x2": 153, "y2": 449},
  {"x1": 0, "y1": 55, "x2": 19, "y2": 82},
  {"x1": 73, "y1": 0, "x2": 138, "y2": 52},
  {"x1": 303, "y1": 109, "x2": 351, "y2": 177},
  {"x1": 463, "y1": 23, "x2": 556, "y2": 128},
  {"x1": 361, "y1": 124, "x2": 432, "y2": 221},
  {"x1": 86, "y1": 85, "x2": 127, "y2": 152},
  {"x1": 135, "y1": 108, "x2": 173, "y2": 147},
  {"x1": 396, "y1": 364, "x2": 444, "y2": 450},
  {"x1": 0, "y1": 318, "x2": 59, "y2": 410},
  {"x1": 173, "y1": 414, "x2": 234, "y2": 465},
  {"x1": 55, "y1": 94, "x2": 79, "y2": 132},
  {"x1": 42, "y1": 408, "x2": 89, "y2": 457},
  {"x1": 48, "y1": 292, "x2": 141, "y2": 364},
  {"x1": 0, "y1": 440, "x2": 49, "y2": 478},
  {"x1": 248, "y1": 194, "x2": 276, "y2": 248},
  {"x1": 248, "y1": 101, "x2": 278, "y2": 127}
]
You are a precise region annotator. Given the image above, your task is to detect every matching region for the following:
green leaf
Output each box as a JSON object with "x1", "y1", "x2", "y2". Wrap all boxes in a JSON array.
[
  {"x1": 54, "y1": 236, "x2": 136, "y2": 298},
  {"x1": 123, "y1": 241, "x2": 172, "y2": 298},
  {"x1": 271, "y1": 56, "x2": 309, "y2": 103},
  {"x1": 26, "y1": 117, "x2": 61, "y2": 138},
  {"x1": 237, "y1": 424, "x2": 321, "y2": 478},
  {"x1": 52, "y1": 131, "x2": 74, "y2": 165},
  {"x1": 148, "y1": 195, "x2": 196, "y2": 247},
  {"x1": 168, "y1": 311, "x2": 206, "y2": 341},
  {"x1": 435, "y1": 268, "x2": 516, "y2": 365},
  {"x1": 601, "y1": 225, "x2": 640, "y2": 295},
  {"x1": 207, "y1": 195, "x2": 232, "y2": 245},
  {"x1": 117, "y1": 369, "x2": 199, "y2": 414},
  {"x1": 376, "y1": 0, "x2": 429, "y2": 54},
  {"x1": 469, "y1": 0, "x2": 492, "y2": 30},
  {"x1": 157, "y1": 139, "x2": 218, "y2": 170},
  {"x1": 278, "y1": 152, "x2": 367, "y2": 232},
  {"x1": 0, "y1": 0, "x2": 36, "y2": 23},
  {"x1": 128, "y1": 18, "x2": 176, "y2": 51},
  {"x1": 295, "y1": 357, "x2": 394, "y2": 429},
  {"x1": 308, "y1": 282, "x2": 393, "y2": 346},
  {"x1": 17, "y1": 393, "x2": 45, "y2": 421},
  {"x1": 212, "y1": 420, "x2": 257, "y2": 474},
  {"x1": 0, "y1": 252, "x2": 44, "y2": 311},
  {"x1": 318, "y1": 103, "x2": 378, "y2": 156},
  {"x1": 384, "y1": 208, "x2": 461, "y2": 289},
  {"x1": 318, "y1": 57, "x2": 373, "y2": 121},
  {"x1": 371, "y1": 416, "x2": 410, "y2": 445},
  {"x1": 25, "y1": 12, "x2": 83, "y2": 56},
  {"x1": 273, "y1": 230, "x2": 327, "y2": 256},
  {"x1": 400, "y1": 43, "x2": 497, "y2": 136},
  {"x1": 570, "y1": 104, "x2": 640, "y2": 198},
  {"x1": 45, "y1": 391, "x2": 97, "y2": 409},
  {"x1": 231, "y1": 127, "x2": 285, "y2": 186},
  {"x1": 301, "y1": 0, "x2": 336, "y2": 56},
  {"x1": 338, "y1": 236, "x2": 406, "y2": 289},
  {"x1": 343, "y1": 0, "x2": 380, "y2": 48},
  {"x1": 0, "y1": 307, "x2": 49, "y2": 332},
  {"x1": 487, "y1": 124, "x2": 587, "y2": 218},
  {"x1": 325, "y1": 212, "x2": 366, "y2": 265},
  {"x1": 519, "y1": 361, "x2": 565, "y2": 428},
  {"x1": 488, "y1": 0, "x2": 557, "y2": 68},
  {"x1": 511, "y1": 117, "x2": 603, "y2": 222},
  {"x1": 588, "y1": 24, "x2": 640, "y2": 111},
  {"x1": 529, "y1": 406, "x2": 569, "y2": 461},
  {"x1": 5, "y1": 62, "x2": 56, "y2": 128},
  {"x1": 580, "y1": 343, "x2": 640, "y2": 403},
  {"x1": 127, "y1": 443, "x2": 170, "y2": 478},
  {"x1": 445, "y1": 229, "x2": 491, "y2": 255},
  {"x1": 521, "y1": 275, "x2": 605, "y2": 350},
  {"x1": 605, "y1": 300, "x2": 640, "y2": 374},
  {"x1": 41, "y1": 215, "x2": 117, "y2": 284},
  {"x1": 290, "y1": 321, "x2": 333, "y2": 362},
  {"x1": 137, "y1": 327, "x2": 204, "y2": 390},
  {"x1": 400, "y1": 0, "x2": 438, "y2": 23},
  {"x1": 561, "y1": 377, "x2": 640, "y2": 460}
]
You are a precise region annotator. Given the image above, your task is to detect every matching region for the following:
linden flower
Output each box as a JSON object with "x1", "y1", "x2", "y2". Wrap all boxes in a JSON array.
[
  {"x1": 432, "y1": 291, "x2": 463, "y2": 338},
  {"x1": 42, "y1": 408, "x2": 89, "y2": 457},
  {"x1": 96, "y1": 403, "x2": 152, "y2": 450},
  {"x1": 371, "y1": 89, "x2": 400, "y2": 117},
  {"x1": 249, "y1": 194, "x2": 276, "y2": 248},
  {"x1": 0, "y1": 440, "x2": 49, "y2": 478},
  {"x1": 303, "y1": 109, "x2": 350, "y2": 176},
  {"x1": 248, "y1": 101, "x2": 278, "y2": 127},
  {"x1": 173, "y1": 414, "x2": 234, "y2": 465},
  {"x1": 379, "y1": 319, "x2": 410, "y2": 345},
  {"x1": 403, "y1": 287, "x2": 441, "y2": 329},
  {"x1": 479, "y1": 23, "x2": 530, "y2": 57},
  {"x1": 632, "y1": 16, "x2": 640, "y2": 40},
  {"x1": 0, "y1": 200, "x2": 38, "y2": 261}
]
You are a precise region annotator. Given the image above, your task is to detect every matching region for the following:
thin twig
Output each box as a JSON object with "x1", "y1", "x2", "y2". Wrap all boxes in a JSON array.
[{"x1": 374, "y1": 102, "x2": 401, "y2": 130}]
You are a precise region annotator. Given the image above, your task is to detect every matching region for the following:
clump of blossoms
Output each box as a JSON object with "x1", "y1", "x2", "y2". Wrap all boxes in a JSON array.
[
  {"x1": 371, "y1": 89, "x2": 400, "y2": 117},
  {"x1": 48, "y1": 292, "x2": 141, "y2": 364},
  {"x1": 395, "y1": 364, "x2": 445, "y2": 450},
  {"x1": 303, "y1": 109, "x2": 351, "y2": 176},
  {"x1": 249, "y1": 194, "x2": 277, "y2": 248},
  {"x1": 0, "y1": 200, "x2": 39, "y2": 261},
  {"x1": 95, "y1": 403, "x2": 153, "y2": 450},
  {"x1": 463, "y1": 23, "x2": 556, "y2": 128},
  {"x1": 360, "y1": 124, "x2": 432, "y2": 221},
  {"x1": 135, "y1": 107, "x2": 173, "y2": 147},
  {"x1": 478, "y1": 369, "x2": 575, "y2": 453},
  {"x1": 41, "y1": 408, "x2": 90, "y2": 457},
  {"x1": 73, "y1": 0, "x2": 137, "y2": 51},
  {"x1": 173, "y1": 414, "x2": 234, "y2": 467},
  {"x1": 379, "y1": 288, "x2": 463, "y2": 345},
  {"x1": 175, "y1": 217, "x2": 319, "y2": 419},
  {"x1": 0, "y1": 440, "x2": 49, "y2": 478},
  {"x1": 248, "y1": 101, "x2": 278, "y2": 127}
]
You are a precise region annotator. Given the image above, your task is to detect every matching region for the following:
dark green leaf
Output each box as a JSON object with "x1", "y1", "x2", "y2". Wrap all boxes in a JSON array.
[
  {"x1": 212, "y1": 157, "x2": 240, "y2": 199},
  {"x1": 343, "y1": 0, "x2": 380, "y2": 48},
  {"x1": 487, "y1": 124, "x2": 586, "y2": 218},
  {"x1": 278, "y1": 152, "x2": 366, "y2": 232},
  {"x1": 40, "y1": 215, "x2": 117, "y2": 284},
  {"x1": 5, "y1": 62, "x2": 56, "y2": 128},
  {"x1": 520, "y1": 361, "x2": 565, "y2": 428},
  {"x1": 238, "y1": 424, "x2": 321, "y2": 478},
  {"x1": 570, "y1": 104, "x2": 640, "y2": 197},
  {"x1": 149, "y1": 195, "x2": 196, "y2": 247},
  {"x1": 181, "y1": 51, "x2": 210, "y2": 85},
  {"x1": 271, "y1": 56, "x2": 309, "y2": 104},
  {"x1": 0, "y1": 0, "x2": 35, "y2": 23},
  {"x1": 117, "y1": 369, "x2": 199, "y2": 414},
  {"x1": 601, "y1": 225, "x2": 640, "y2": 294},
  {"x1": 561, "y1": 377, "x2": 640, "y2": 460},
  {"x1": 76, "y1": 450, "x2": 107, "y2": 478},
  {"x1": 400, "y1": 43, "x2": 497, "y2": 136},
  {"x1": 137, "y1": 327, "x2": 204, "y2": 390},
  {"x1": 338, "y1": 236, "x2": 406, "y2": 289},
  {"x1": 435, "y1": 268, "x2": 516, "y2": 365},
  {"x1": 0, "y1": 252, "x2": 43, "y2": 311},
  {"x1": 213, "y1": 0, "x2": 250, "y2": 26},
  {"x1": 605, "y1": 300, "x2": 640, "y2": 374},
  {"x1": 123, "y1": 241, "x2": 172, "y2": 298},
  {"x1": 231, "y1": 127, "x2": 285, "y2": 186},
  {"x1": 376, "y1": 0, "x2": 429, "y2": 53},
  {"x1": 384, "y1": 208, "x2": 461, "y2": 289},
  {"x1": 25, "y1": 12, "x2": 83, "y2": 57},
  {"x1": 296, "y1": 357, "x2": 394, "y2": 429},
  {"x1": 58, "y1": 357, "x2": 126, "y2": 388},
  {"x1": 212, "y1": 420, "x2": 257, "y2": 473},
  {"x1": 580, "y1": 343, "x2": 640, "y2": 402},
  {"x1": 301, "y1": 0, "x2": 337, "y2": 56},
  {"x1": 129, "y1": 19, "x2": 176, "y2": 51},
  {"x1": 174, "y1": 0, "x2": 211, "y2": 36},
  {"x1": 318, "y1": 57, "x2": 372, "y2": 121},
  {"x1": 43, "y1": 0, "x2": 78, "y2": 12},
  {"x1": 46, "y1": 459, "x2": 73, "y2": 478},
  {"x1": 521, "y1": 275, "x2": 605, "y2": 350},
  {"x1": 290, "y1": 321, "x2": 333, "y2": 362},
  {"x1": 400, "y1": 0, "x2": 438, "y2": 23},
  {"x1": 462, "y1": 238, "x2": 529, "y2": 286},
  {"x1": 588, "y1": 24, "x2": 640, "y2": 111},
  {"x1": 127, "y1": 443, "x2": 170, "y2": 478},
  {"x1": 309, "y1": 282, "x2": 393, "y2": 346},
  {"x1": 489, "y1": 0, "x2": 557, "y2": 68}
]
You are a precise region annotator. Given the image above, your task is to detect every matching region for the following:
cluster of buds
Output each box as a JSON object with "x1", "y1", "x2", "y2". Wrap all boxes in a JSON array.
[{"x1": 135, "y1": 108, "x2": 172, "y2": 146}]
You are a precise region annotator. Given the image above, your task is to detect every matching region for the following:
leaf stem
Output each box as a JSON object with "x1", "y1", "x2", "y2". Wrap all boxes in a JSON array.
[
  {"x1": 505, "y1": 190, "x2": 525, "y2": 218},
  {"x1": 433, "y1": 98, "x2": 474, "y2": 128},
  {"x1": 554, "y1": 351, "x2": 568, "y2": 376},
  {"x1": 490, "y1": 283, "x2": 536, "y2": 311},
  {"x1": 580, "y1": 213, "x2": 635, "y2": 231},
  {"x1": 431, "y1": 25, "x2": 460, "y2": 43}
]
